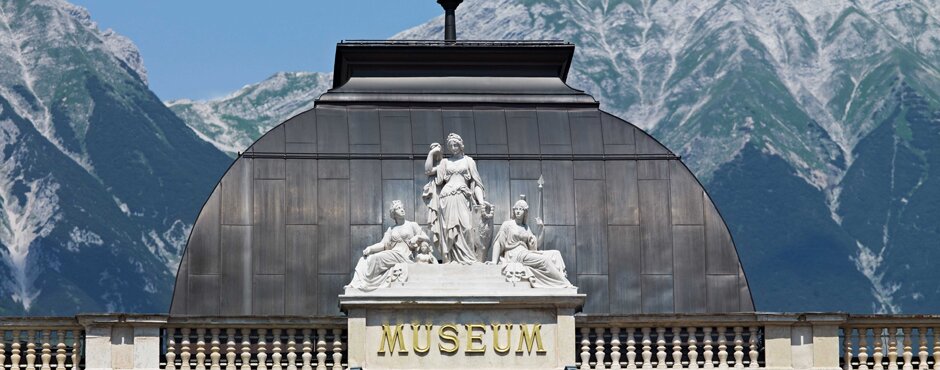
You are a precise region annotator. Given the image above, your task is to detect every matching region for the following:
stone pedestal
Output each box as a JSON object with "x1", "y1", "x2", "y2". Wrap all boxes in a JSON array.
[
  {"x1": 77, "y1": 315, "x2": 166, "y2": 370},
  {"x1": 340, "y1": 264, "x2": 584, "y2": 370}
]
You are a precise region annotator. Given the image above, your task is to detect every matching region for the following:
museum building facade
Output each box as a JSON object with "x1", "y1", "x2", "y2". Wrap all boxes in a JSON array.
[{"x1": 0, "y1": 3, "x2": 936, "y2": 370}]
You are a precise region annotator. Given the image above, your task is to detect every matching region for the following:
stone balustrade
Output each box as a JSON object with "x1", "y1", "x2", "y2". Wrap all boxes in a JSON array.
[
  {"x1": 4, "y1": 314, "x2": 940, "y2": 370},
  {"x1": 0, "y1": 318, "x2": 84, "y2": 370},
  {"x1": 574, "y1": 316, "x2": 763, "y2": 369},
  {"x1": 839, "y1": 316, "x2": 940, "y2": 370},
  {"x1": 574, "y1": 313, "x2": 846, "y2": 370},
  {"x1": 161, "y1": 317, "x2": 347, "y2": 370}
]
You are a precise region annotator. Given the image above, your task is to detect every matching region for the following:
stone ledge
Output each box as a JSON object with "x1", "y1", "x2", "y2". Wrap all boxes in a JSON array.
[{"x1": 341, "y1": 263, "x2": 584, "y2": 311}]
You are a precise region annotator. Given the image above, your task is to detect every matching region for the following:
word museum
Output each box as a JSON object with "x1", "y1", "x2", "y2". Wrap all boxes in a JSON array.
[{"x1": 1, "y1": 1, "x2": 934, "y2": 370}]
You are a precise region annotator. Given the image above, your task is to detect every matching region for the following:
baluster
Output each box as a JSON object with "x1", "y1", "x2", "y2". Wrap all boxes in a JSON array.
[
  {"x1": 611, "y1": 328, "x2": 622, "y2": 370},
  {"x1": 704, "y1": 327, "x2": 714, "y2": 369},
  {"x1": 180, "y1": 328, "x2": 192, "y2": 370},
  {"x1": 286, "y1": 329, "x2": 298, "y2": 370},
  {"x1": 272, "y1": 329, "x2": 283, "y2": 370},
  {"x1": 656, "y1": 327, "x2": 667, "y2": 369},
  {"x1": 195, "y1": 328, "x2": 207, "y2": 370},
  {"x1": 257, "y1": 329, "x2": 268, "y2": 370},
  {"x1": 933, "y1": 327, "x2": 940, "y2": 370},
  {"x1": 224, "y1": 329, "x2": 236, "y2": 370},
  {"x1": 27, "y1": 330, "x2": 37, "y2": 370},
  {"x1": 166, "y1": 329, "x2": 178, "y2": 370},
  {"x1": 330, "y1": 329, "x2": 343, "y2": 370},
  {"x1": 626, "y1": 328, "x2": 637, "y2": 370},
  {"x1": 918, "y1": 328, "x2": 928, "y2": 370},
  {"x1": 610, "y1": 327, "x2": 620, "y2": 369},
  {"x1": 672, "y1": 327, "x2": 682, "y2": 369},
  {"x1": 642, "y1": 327, "x2": 652, "y2": 369},
  {"x1": 210, "y1": 328, "x2": 221, "y2": 370},
  {"x1": 71, "y1": 331, "x2": 81, "y2": 370},
  {"x1": 315, "y1": 329, "x2": 327, "y2": 370},
  {"x1": 717, "y1": 327, "x2": 729, "y2": 369},
  {"x1": 239, "y1": 329, "x2": 251, "y2": 370},
  {"x1": 26, "y1": 330, "x2": 37, "y2": 370},
  {"x1": 748, "y1": 327, "x2": 758, "y2": 368},
  {"x1": 874, "y1": 328, "x2": 884, "y2": 370},
  {"x1": 845, "y1": 328, "x2": 855, "y2": 370},
  {"x1": 888, "y1": 328, "x2": 898, "y2": 370},
  {"x1": 688, "y1": 327, "x2": 699, "y2": 370},
  {"x1": 12, "y1": 330, "x2": 22, "y2": 370},
  {"x1": 904, "y1": 328, "x2": 913, "y2": 370},
  {"x1": 1, "y1": 332, "x2": 6, "y2": 370},
  {"x1": 859, "y1": 328, "x2": 870, "y2": 370},
  {"x1": 301, "y1": 329, "x2": 312, "y2": 370},
  {"x1": 580, "y1": 328, "x2": 591, "y2": 370},
  {"x1": 596, "y1": 327, "x2": 607, "y2": 369},
  {"x1": 889, "y1": 327, "x2": 899, "y2": 370},
  {"x1": 55, "y1": 331, "x2": 66, "y2": 370},
  {"x1": 41, "y1": 330, "x2": 51, "y2": 370},
  {"x1": 733, "y1": 327, "x2": 744, "y2": 369}
]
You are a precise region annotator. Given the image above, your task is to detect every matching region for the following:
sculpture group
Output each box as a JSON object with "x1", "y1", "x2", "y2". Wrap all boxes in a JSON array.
[{"x1": 346, "y1": 133, "x2": 576, "y2": 292}]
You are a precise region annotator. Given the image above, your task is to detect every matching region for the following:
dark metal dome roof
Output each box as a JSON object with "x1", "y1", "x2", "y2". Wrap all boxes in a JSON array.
[{"x1": 170, "y1": 41, "x2": 753, "y2": 316}]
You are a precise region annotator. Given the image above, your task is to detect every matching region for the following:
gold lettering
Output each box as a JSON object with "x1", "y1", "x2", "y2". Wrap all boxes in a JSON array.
[
  {"x1": 411, "y1": 323, "x2": 432, "y2": 353},
  {"x1": 465, "y1": 324, "x2": 487, "y2": 353},
  {"x1": 378, "y1": 324, "x2": 407, "y2": 354},
  {"x1": 516, "y1": 324, "x2": 546, "y2": 354},
  {"x1": 438, "y1": 324, "x2": 459, "y2": 353},
  {"x1": 491, "y1": 324, "x2": 513, "y2": 353}
]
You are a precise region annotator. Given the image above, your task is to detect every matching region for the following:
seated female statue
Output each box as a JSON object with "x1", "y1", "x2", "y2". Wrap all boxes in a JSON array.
[
  {"x1": 488, "y1": 195, "x2": 574, "y2": 288},
  {"x1": 347, "y1": 200, "x2": 431, "y2": 291}
]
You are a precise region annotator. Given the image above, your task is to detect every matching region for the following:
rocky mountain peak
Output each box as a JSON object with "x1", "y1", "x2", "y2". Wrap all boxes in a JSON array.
[{"x1": 0, "y1": 0, "x2": 230, "y2": 315}]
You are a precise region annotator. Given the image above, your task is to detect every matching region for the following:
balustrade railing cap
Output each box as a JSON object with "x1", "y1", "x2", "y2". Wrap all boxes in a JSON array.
[
  {"x1": 755, "y1": 313, "x2": 848, "y2": 323},
  {"x1": 165, "y1": 315, "x2": 348, "y2": 327},
  {"x1": 842, "y1": 314, "x2": 940, "y2": 326},
  {"x1": 792, "y1": 313, "x2": 848, "y2": 323},
  {"x1": 0, "y1": 317, "x2": 82, "y2": 328},
  {"x1": 75, "y1": 313, "x2": 169, "y2": 326}
]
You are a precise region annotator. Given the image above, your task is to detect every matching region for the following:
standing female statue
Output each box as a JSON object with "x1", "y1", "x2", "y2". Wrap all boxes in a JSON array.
[
  {"x1": 489, "y1": 195, "x2": 574, "y2": 288},
  {"x1": 346, "y1": 200, "x2": 431, "y2": 291},
  {"x1": 423, "y1": 133, "x2": 492, "y2": 264}
]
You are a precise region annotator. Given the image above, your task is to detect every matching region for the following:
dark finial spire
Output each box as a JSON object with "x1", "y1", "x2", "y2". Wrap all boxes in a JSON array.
[{"x1": 437, "y1": 0, "x2": 463, "y2": 41}]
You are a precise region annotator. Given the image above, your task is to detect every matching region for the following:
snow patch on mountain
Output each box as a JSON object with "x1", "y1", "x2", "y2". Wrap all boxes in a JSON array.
[
  {"x1": 851, "y1": 240, "x2": 901, "y2": 314},
  {"x1": 0, "y1": 133, "x2": 61, "y2": 312},
  {"x1": 66, "y1": 227, "x2": 103, "y2": 252},
  {"x1": 142, "y1": 220, "x2": 191, "y2": 273}
]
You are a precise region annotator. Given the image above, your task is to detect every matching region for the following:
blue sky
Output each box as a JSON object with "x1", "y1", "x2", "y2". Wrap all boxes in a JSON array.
[{"x1": 71, "y1": 1, "x2": 443, "y2": 101}]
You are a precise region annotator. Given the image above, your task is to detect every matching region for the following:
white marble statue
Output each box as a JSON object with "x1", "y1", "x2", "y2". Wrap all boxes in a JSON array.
[
  {"x1": 423, "y1": 133, "x2": 493, "y2": 264},
  {"x1": 346, "y1": 200, "x2": 431, "y2": 291},
  {"x1": 414, "y1": 243, "x2": 438, "y2": 264},
  {"x1": 488, "y1": 195, "x2": 574, "y2": 288}
]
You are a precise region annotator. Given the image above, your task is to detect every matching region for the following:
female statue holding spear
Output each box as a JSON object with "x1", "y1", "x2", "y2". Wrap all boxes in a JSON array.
[{"x1": 488, "y1": 194, "x2": 574, "y2": 288}]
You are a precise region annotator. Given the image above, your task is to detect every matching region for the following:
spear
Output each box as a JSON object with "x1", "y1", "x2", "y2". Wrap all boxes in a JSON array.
[
  {"x1": 537, "y1": 174, "x2": 544, "y2": 223},
  {"x1": 536, "y1": 174, "x2": 545, "y2": 246}
]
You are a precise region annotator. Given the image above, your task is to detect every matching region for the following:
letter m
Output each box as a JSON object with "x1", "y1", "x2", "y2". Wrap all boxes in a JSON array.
[
  {"x1": 379, "y1": 324, "x2": 408, "y2": 354},
  {"x1": 516, "y1": 324, "x2": 546, "y2": 354}
]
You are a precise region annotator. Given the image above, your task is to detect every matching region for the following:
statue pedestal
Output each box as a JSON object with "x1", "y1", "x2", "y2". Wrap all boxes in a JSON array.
[{"x1": 340, "y1": 263, "x2": 584, "y2": 370}]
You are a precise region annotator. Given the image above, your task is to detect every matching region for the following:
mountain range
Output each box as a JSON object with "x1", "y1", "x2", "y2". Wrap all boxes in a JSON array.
[
  {"x1": 0, "y1": 0, "x2": 229, "y2": 315},
  {"x1": 1, "y1": 0, "x2": 937, "y2": 314},
  {"x1": 172, "y1": 0, "x2": 940, "y2": 313}
]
